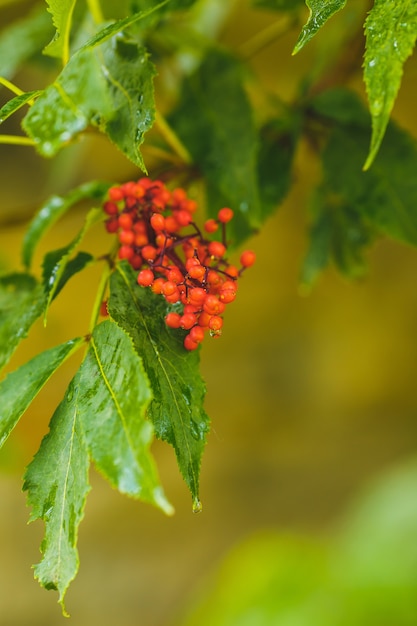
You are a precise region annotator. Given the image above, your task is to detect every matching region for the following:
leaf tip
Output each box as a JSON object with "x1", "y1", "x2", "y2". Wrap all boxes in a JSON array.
[{"x1": 192, "y1": 497, "x2": 203, "y2": 514}]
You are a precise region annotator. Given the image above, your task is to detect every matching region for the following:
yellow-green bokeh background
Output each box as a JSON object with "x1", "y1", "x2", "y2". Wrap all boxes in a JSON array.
[{"x1": 1, "y1": 1, "x2": 417, "y2": 624}]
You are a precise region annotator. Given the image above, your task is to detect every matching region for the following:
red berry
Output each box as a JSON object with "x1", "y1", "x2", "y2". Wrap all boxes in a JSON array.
[
  {"x1": 175, "y1": 209, "x2": 192, "y2": 226},
  {"x1": 167, "y1": 267, "x2": 184, "y2": 284},
  {"x1": 142, "y1": 245, "x2": 158, "y2": 261},
  {"x1": 118, "y1": 213, "x2": 133, "y2": 229},
  {"x1": 151, "y1": 277, "x2": 166, "y2": 294},
  {"x1": 203, "y1": 294, "x2": 223, "y2": 315},
  {"x1": 103, "y1": 201, "x2": 119, "y2": 215},
  {"x1": 108, "y1": 186, "x2": 124, "y2": 201},
  {"x1": 208, "y1": 241, "x2": 226, "y2": 258},
  {"x1": 118, "y1": 229, "x2": 134, "y2": 245},
  {"x1": 219, "y1": 280, "x2": 237, "y2": 303},
  {"x1": 189, "y1": 325, "x2": 205, "y2": 343},
  {"x1": 184, "y1": 334, "x2": 199, "y2": 351},
  {"x1": 162, "y1": 281, "x2": 178, "y2": 296},
  {"x1": 137, "y1": 269, "x2": 154, "y2": 287},
  {"x1": 209, "y1": 315, "x2": 223, "y2": 331},
  {"x1": 105, "y1": 217, "x2": 119, "y2": 233},
  {"x1": 204, "y1": 219, "x2": 218, "y2": 233},
  {"x1": 180, "y1": 313, "x2": 197, "y2": 329},
  {"x1": 188, "y1": 265, "x2": 206, "y2": 281},
  {"x1": 150, "y1": 213, "x2": 165, "y2": 231},
  {"x1": 218, "y1": 207, "x2": 233, "y2": 223},
  {"x1": 165, "y1": 312, "x2": 181, "y2": 328},
  {"x1": 188, "y1": 287, "x2": 206, "y2": 306},
  {"x1": 118, "y1": 245, "x2": 134, "y2": 260},
  {"x1": 240, "y1": 250, "x2": 256, "y2": 268}
]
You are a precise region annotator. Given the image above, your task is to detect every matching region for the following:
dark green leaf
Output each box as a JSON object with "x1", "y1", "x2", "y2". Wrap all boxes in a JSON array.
[
  {"x1": 253, "y1": 0, "x2": 305, "y2": 11},
  {"x1": 0, "y1": 91, "x2": 41, "y2": 125},
  {"x1": 0, "y1": 337, "x2": 84, "y2": 449},
  {"x1": 53, "y1": 252, "x2": 94, "y2": 300},
  {"x1": 78, "y1": 320, "x2": 172, "y2": 513},
  {"x1": 257, "y1": 116, "x2": 300, "y2": 219},
  {"x1": 42, "y1": 207, "x2": 102, "y2": 320},
  {"x1": 0, "y1": 7, "x2": 54, "y2": 79},
  {"x1": 293, "y1": 0, "x2": 347, "y2": 55},
  {"x1": 130, "y1": 0, "x2": 197, "y2": 12},
  {"x1": 44, "y1": 0, "x2": 77, "y2": 62},
  {"x1": 23, "y1": 376, "x2": 90, "y2": 614},
  {"x1": 22, "y1": 180, "x2": 110, "y2": 269},
  {"x1": 303, "y1": 88, "x2": 417, "y2": 281},
  {"x1": 108, "y1": 262, "x2": 209, "y2": 511},
  {"x1": 22, "y1": 35, "x2": 156, "y2": 169},
  {"x1": 0, "y1": 273, "x2": 46, "y2": 373},
  {"x1": 169, "y1": 48, "x2": 261, "y2": 245},
  {"x1": 363, "y1": 0, "x2": 417, "y2": 170}
]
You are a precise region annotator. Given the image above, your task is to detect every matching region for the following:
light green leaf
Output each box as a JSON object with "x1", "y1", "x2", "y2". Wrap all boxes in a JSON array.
[
  {"x1": 292, "y1": 0, "x2": 347, "y2": 54},
  {"x1": 363, "y1": 0, "x2": 417, "y2": 170},
  {"x1": 0, "y1": 273, "x2": 46, "y2": 373},
  {"x1": 42, "y1": 207, "x2": 102, "y2": 320},
  {"x1": 0, "y1": 337, "x2": 84, "y2": 449},
  {"x1": 169, "y1": 48, "x2": 260, "y2": 245},
  {"x1": 0, "y1": 91, "x2": 41, "y2": 125},
  {"x1": 23, "y1": 376, "x2": 90, "y2": 614},
  {"x1": 0, "y1": 7, "x2": 54, "y2": 79},
  {"x1": 22, "y1": 180, "x2": 110, "y2": 269},
  {"x1": 108, "y1": 263, "x2": 209, "y2": 511},
  {"x1": 22, "y1": 36, "x2": 156, "y2": 169},
  {"x1": 44, "y1": 0, "x2": 77, "y2": 64},
  {"x1": 78, "y1": 320, "x2": 172, "y2": 514}
]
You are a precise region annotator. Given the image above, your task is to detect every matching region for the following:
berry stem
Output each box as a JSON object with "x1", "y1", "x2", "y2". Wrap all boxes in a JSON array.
[
  {"x1": 154, "y1": 111, "x2": 193, "y2": 165},
  {"x1": 0, "y1": 76, "x2": 24, "y2": 97},
  {"x1": 0, "y1": 135, "x2": 35, "y2": 146},
  {"x1": 86, "y1": 0, "x2": 104, "y2": 23}
]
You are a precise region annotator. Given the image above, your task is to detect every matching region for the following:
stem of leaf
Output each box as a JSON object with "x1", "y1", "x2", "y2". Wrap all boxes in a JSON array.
[
  {"x1": 86, "y1": 0, "x2": 104, "y2": 24},
  {"x1": 0, "y1": 135, "x2": 35, "y2": 146},
  {"x1": 89, "y1": 253, "x2": 114, "y2": 333},
  {"x1": 154, "y1": 111, "x2": 193, "y2": 165},
  {"x1": 0, "y1": 76, "x2": 24, "y2": 96},
  {"x1": 238, "y1": 15, "x2": 298, "y2": 59}
]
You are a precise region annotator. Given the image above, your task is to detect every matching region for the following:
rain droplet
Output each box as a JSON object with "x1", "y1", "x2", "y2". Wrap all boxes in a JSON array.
[{"x1": 193, "y1": 498, "x2": 203, "y2": 514}]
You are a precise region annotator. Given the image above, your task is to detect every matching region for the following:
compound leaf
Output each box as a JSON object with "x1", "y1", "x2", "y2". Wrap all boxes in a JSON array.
[
  {"x1": 0, "y1": 337, "x2": 84, "y2": 449},
  {"x1": 0, "y1": 273, "x2": 46, "y2": 373},
  {"x1": 44, "y1": 0, "x2": 77, "y2": 63},
  {"x1": 22, "y1": 180, "x2": 110, "y2": 269},
  {"x1": 42, "y1": 207, "x2": 102, "y2": 320},
  {"x1": 0, "y1": 91, "x2": 41, "y2": 125},
  {"x1": 363, "y1": 0, "x2": 417, "y2": 170},
  {"x1": 293, "y1": 0, "x2": 347, "y2": 54},
  {"x1": 170, "y1": 48, "x2": 260, "y2": 245},
  {"x1": 77, "y1": 320, "x2": 172, "y2": 514},
  {"x1": 23, "y1": 375, "x2": 90, "y2": 614},
  {"x1": 108, "y1": 262, "x2": 209, "y2": 511}
]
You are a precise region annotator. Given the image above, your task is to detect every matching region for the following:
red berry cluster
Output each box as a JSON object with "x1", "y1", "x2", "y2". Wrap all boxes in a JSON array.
[{"x1": 103, "y1": 177, "x2": 255, "y2": 350}]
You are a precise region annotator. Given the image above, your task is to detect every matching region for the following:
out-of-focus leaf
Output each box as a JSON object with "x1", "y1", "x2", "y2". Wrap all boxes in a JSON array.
[
  {"x1": 0, "y1": 91, "x2": 41, "y2": 125},
  {"x1": 23, "y1": 376, "x2": 90, "y2": 614},
  {"x1": 0, "y1": 337, "x2": 84, "y2": 449},
  {"x1": 363, "y1": 0, "x2": 417, "y2": 170},
  {"x1": 42, "y1": 207, "x2": 102, "y2": 320},
  {"x1": 22, "y1": 180, "x2": 110, "y2": 269},
  {"x1": 257, "y1": 116, "x2": 300, "y2": 219},
  {"x1": 53, "y1": 251, "x2": 94, "y2": 300},
  {"x1": 293, "y1": 0, "x2": 347, "y2": 55},
  {"x1": 44, "y1": 0, "x2": 77, "y2": 63},
  {"x1": 108, "y1": 262, "x2": 209, "y2": 511},
  {"x1": 77, "y1": 320, "x2": 173, "y2": 514},
  {"x1": 0, "y1": 7, "x2": 54, "y2": 78},
  {"x1": 169, "y1": 48, "x2": 260, "y2": 245},
  {"x1": 0, "y1": 273, "x2": 46, "y2": 373},
  {"x1": 302, "y1": 88, "x2": 417, "y2": 282}
]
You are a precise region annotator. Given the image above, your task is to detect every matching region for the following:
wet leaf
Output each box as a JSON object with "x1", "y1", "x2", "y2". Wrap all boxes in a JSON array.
[
  {"x1": 108, "y1": 262, "x2": 209, "y2": 510},
  {"x1": 0, "y1": 337, "x2": 84, "y2": 449},
  {"x1": 293, "y1": 0, "x2": 347, "y2": 55},
  {"x1": 78, "y1": 320, "x2": 173, "y2": 513},
  {"x1": 363, "y1": 0, "x2": 417, "y2": 170},
  {"x1": 0, "y1": 91, "x2": 41, "y2": 125}
]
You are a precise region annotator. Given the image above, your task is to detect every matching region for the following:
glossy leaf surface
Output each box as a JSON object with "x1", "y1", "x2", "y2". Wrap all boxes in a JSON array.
[
  {"x1": 78, "y1": 320, "x2": 172, "y2": 513},
  {"x1": 108, "y1": 263, "x2": 209, "y2": 511},
  {"x1": 293, "y1": 0, "x2": 347, "y2": 54},
  {"x1": 23, "y1": 375, "x2": 90, "y2": 613},
  {"x1": 363, "y1": 0, "x2": 417, "y2": 169},
  {"x1": 0, "y1": 337, "x2": 84, "y2": 449}
]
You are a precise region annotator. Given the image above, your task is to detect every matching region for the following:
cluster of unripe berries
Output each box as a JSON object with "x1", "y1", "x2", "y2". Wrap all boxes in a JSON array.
[{"x1": 103, "y1": 177, "x2": 255, "y2": 350}]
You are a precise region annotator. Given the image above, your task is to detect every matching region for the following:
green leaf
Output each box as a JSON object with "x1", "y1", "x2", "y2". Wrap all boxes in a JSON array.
[
  {"x1": 169, "y1": 48, "x2": 260, "y2": 245},
  {"x1": 44, "y1": 0, "x2": 77, "y2": 63},
  {"x1": 0, "y1": 7, "x2": 54, "y2": 79},
  {"x1": 257, "y1": 116, "x2": 300, "y2": 219},
  {"x1": 42, "y1": 207, "x2": 102, "y2": 320},
  {"x1": 0, "y1": 337, "x2": 84, "y2": 449},
  {"x1": 303, "y1": 88, "x2": 417, "y2": 281},
  {"x1": 0, "y1": 273, "x2": 46, "y2": 373},
  {"x1": 363, "y1": 0, "x2": 417, "y2": 170},
  {"x1": 23, "y1": 376, "x2": 90, "y2": 614},
  {"x1": 108, "y1": 263, "x2": 209, "y2": 511},
  {"x1": 292, "y1": 0, "x2": 347, "y2": 55},
  {"x1": 22, "y1": 36, "x2": 156, "y2": 169},
  {"x1": 22, "y1": 180, "x2": 110, "y2": 269},
  {"x1": 77, "y1": 320, "x2": 173, "y2": 514},
  {"x1": 0, "y1": 91, "x2": 41, "y2": 125},
  {"x1": 53, "y1": 251, "x2": 94, "y2": 300},
  {"x1": 253, "y1": 0, "x2": 305, "y2": 10}
]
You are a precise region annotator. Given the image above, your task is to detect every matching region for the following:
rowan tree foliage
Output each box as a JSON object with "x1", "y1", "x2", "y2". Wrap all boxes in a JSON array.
[{"x1": 0, "y1": 0, "x2": 417, "y2": 613}]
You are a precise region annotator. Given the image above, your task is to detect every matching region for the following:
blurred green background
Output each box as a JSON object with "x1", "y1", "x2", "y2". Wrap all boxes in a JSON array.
[{"x1": 1, "y1": 0, "x2": 417, "y2": 624}]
